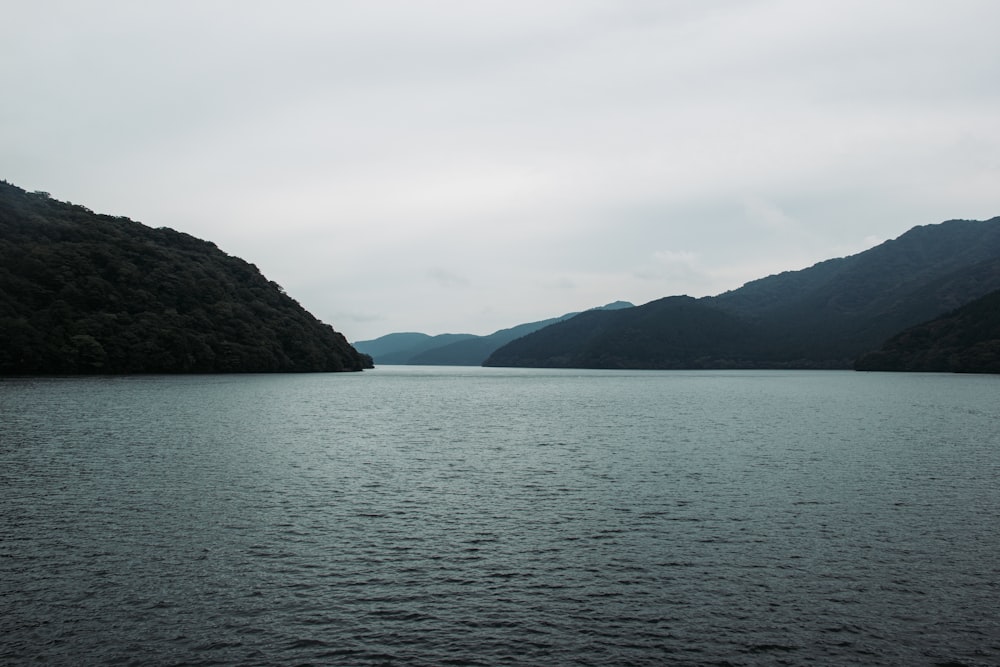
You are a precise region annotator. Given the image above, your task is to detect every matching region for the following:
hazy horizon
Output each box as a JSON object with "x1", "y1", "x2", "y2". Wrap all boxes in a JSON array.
[{"x1": 4, "y1": 1, "x2": 999, "y2": 340}]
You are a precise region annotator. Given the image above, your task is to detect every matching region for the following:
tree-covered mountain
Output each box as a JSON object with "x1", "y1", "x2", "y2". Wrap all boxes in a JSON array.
[
  {"x1": 0, "y1": 181, "x2": 372, "y2": 374},
  {"x1": 855, "y1": 288, "x2": 1000, "y2": 373},
  {"x1": 483, "y1": 296, "x2": 762, "y2": 369},
  {"x1": 485, "y1": 218, "x2": 1000, "y2": 370},
  {"x1": 709, "y1": 220, "x2": 1000, "y2": 363},
  {"x1": 354, "y1": 301, "x2": 634, "y2": 366}
]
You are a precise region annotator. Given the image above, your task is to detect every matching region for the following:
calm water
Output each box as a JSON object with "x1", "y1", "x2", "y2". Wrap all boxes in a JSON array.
[{"x1": 2, "y1": 367, "x2": 999, "y2": 666}]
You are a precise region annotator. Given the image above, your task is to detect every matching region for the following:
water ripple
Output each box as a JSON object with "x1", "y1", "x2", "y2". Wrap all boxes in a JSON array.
[{"x1": 2, "y1": 370, "x2": 999, "y2": 665}]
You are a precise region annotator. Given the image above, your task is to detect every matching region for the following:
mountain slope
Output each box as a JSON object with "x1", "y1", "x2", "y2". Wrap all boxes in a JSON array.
[
  {"x1": 855, "y1": 288, "x2": 1000, "y2": 373},
  {"x1": 709, "y1": 219, "x2": 1000, "y2": 361},
  {"x1": 0, "y1": 181, "x2": 372, "y2": 374},
  {"x1": 355, "y1": 301, "x2": 634, "y2": 366},
  {"x1": 405, "y1": 317, "x2": 571, "y2": 366},
  {"x1": 486, "y1": 218, "x2": 1000, "y2": 369},
  {"x1": 353, "y1": 332, "x2": 478, "y2": 365},
  {"x1": 485, "y1": 296, "x2": 763, "y2": 369}
]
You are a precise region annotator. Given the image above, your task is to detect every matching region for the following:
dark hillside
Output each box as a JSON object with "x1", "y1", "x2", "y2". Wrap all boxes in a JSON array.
[
  {"x1": 486, "y1": 218, "x2": 1000, "y2": 369},
  {"x1": 354, "y1": 302, "x2": 634, "y2": 366},
  {"x1": 855, "y1": 288, "x2": 1000, "y2": 373},
  {"x1": 405, "y1": 315, "x2": 584, "y2": 366},
  {"x1": 712, "y1": 220, "x2": 1000, "y2": 319},
  {"x1": 485, "y1": 296, "x2": 766, "y2": 369},
  {"x1": 0, "y1": 181, "x2": 372, "y2": 374},
  {"x1": 353, "y1": 332, "x2": 477, "y2": 365},
  {"x1": 709, "y1": 219, "x2": 1000, "y2": 364}
]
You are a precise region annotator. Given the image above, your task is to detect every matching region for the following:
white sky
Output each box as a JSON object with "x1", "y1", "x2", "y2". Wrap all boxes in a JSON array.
[{"x1": 4, "y1": 1, "x2": 999, "y2": 341}]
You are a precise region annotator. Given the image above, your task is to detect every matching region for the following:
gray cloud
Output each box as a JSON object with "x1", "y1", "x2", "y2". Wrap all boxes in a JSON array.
[{"x1": 3, "y1": 0, "x2": 999, "y2": 340}]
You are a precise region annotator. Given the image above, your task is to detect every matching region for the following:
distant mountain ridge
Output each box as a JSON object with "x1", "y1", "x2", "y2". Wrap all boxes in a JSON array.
[
  {"x1": 0, "y1": 181, "x2": 372, "y2": 374},
  {"x1": 355, "y1": 301, "x2": 634, "y2": 366},
  {"x1": 354, "y1": 332, "x2": 479, "y2": 365},
  {"x1": 485, "y1": 218, "x2": 1000, "y2": 370}
]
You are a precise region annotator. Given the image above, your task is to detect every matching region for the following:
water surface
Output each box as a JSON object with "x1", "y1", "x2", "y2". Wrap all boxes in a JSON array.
[{"x1": 2, "y1": 368, "x2": 998, "y2": 665}]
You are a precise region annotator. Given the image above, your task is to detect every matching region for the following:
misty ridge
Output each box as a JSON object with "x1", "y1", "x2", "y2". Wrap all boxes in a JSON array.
[{"x1": 2, "y1": 177, "x2": 999, "y2": 375}]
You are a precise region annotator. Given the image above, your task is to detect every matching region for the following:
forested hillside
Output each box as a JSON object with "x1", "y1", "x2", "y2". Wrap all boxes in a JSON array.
[
  {"x1": 486, "y1": 218, "x2": 1000, "y2": 370},
  {"x1": 0, "y1": 181, "x2": 372, "y2": 374},
  {"x1": 708, "y1": 220, "x2": 1000, "y2": 362},
  {"x1": 855, "y1": 288, "x2": 1000, "y2": 373},
  {"x1": 484, "y1": 297, "x2": 761, "y2": 369}
]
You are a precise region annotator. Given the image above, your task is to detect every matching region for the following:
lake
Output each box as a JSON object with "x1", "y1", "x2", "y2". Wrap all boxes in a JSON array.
[{"x1": 2, "y1": 367, "x2": 998, "y2": 665}]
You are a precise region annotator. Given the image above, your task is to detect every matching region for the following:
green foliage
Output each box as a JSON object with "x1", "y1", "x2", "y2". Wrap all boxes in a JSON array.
[{"x1": 0, "y1": 180, "x2": 372, "y2": 374}]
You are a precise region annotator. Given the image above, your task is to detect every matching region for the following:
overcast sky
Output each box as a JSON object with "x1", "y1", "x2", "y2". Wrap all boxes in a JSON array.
[{"x1": 4, "y1": 1, "x2": 999, "y2": 341}]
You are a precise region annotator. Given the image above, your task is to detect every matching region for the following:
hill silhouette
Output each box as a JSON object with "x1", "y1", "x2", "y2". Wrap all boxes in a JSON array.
[
  {"x1": 485, "y1": 218, "x2": 1000, "y2": 370},
  {"x1": 354, "y1": 301, "x2": 634, "y2": 366},
  {"x1": 355, "y1": 332, "x2": 478, "y2": 365},
  {"x1": 0, "y1": 181, "x2": 372, "y2": 374},
  {"x1": 855, "y1": 287, "x2": 1000, "y2": 373},
  {"x1": 482, "y1": 296, "x2": 761, "y2": 369}
]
